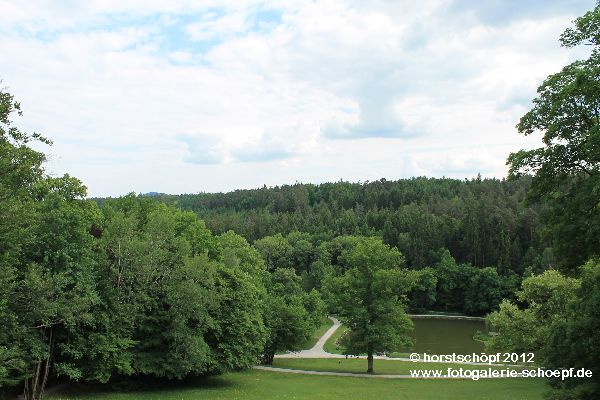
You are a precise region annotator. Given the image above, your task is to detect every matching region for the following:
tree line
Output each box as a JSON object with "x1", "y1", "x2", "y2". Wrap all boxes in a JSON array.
[{"x1": 138, "y1": 176, "x2": 549, "y2": 276}]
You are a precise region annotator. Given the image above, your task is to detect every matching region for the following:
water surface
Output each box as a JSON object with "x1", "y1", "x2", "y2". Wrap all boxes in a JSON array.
[{"x1": 402, "y1": 317, "x2": 486, "y2": 355}]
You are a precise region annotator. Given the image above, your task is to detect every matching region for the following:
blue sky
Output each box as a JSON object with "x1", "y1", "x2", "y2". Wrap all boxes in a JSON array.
[{"x1": 0, "y1": 0, "x2": 594, "y2": 196}]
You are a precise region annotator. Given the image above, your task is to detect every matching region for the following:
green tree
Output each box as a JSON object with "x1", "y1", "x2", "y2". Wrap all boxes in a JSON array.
[
  {"x1": 407, "y1": 268, "x2": 437, "y2": 312},
  {"x1": 463, "y1": 267, "x2": 507, "y2": 315},
  {"x1": 433, "y1": 250, "x2": 465, "y2": 311},
  {"x1": 325, "y1": 237, "x2": 413, "y2": 373},
  {"x1": 544, "y1": 259, "x2": 600, "y2": 399},
  {"x1": 286, "y1": 231, "x2": 315, "y2": 274},
  {"x1": 1, "y1": 85, "x2": 46, "y2": 393},
  {"x1": 486, "y1": 270, "x2": 580, "y2": 354},
  {"x1": 13, "y1": 177, "x2": 100, "y2": 400},
  {"x1": 0, "y1": 86, "x2": 103, "y2": 399},
  {"x1": 98, "y1": 201, "x2": 267, "y2": 379},
  {"x1": 507, "y1": 2, "x2": 600, "y2": 272},
  {"x1": 254, "y1": 234, "x2": 293, "y2": 271},
  {"x1": 218, "y1": 230, "x2": 265, "y2": 277},
  {"x1": 261, "y1": 268, "x2": 318, "y2": 364}
]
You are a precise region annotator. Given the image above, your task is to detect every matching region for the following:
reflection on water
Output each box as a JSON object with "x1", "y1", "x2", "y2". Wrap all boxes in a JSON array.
[{"x1": 402, "y1": 317, "x2": 487, "y2": 355}]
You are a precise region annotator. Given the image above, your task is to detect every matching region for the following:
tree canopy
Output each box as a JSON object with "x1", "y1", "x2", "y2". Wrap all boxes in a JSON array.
[{"x1": 491, "y1": 4, "x2": 600, "y2": 398}]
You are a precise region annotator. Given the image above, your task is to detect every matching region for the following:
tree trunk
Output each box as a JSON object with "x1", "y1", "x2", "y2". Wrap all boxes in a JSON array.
[
  {"x1": 23, "y1": 327, "x2": 54, "y2": 400},
  {"x1": 262, "y1": 351, "x2": 275, "y2": 365},
  {"x1": 39, "y1": 327, "x2": 54, "y2": 400},
  {"x1": 25, "y1": 358, "x2": 41, "y2": 400},
  {"x1": 367, "y1": 351, "x2": 374, "y2": 374}
]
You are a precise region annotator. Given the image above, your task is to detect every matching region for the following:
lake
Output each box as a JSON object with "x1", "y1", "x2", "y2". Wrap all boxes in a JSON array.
[{"x1": 402, "y1": 316, "x2": 487, "y2": 355}]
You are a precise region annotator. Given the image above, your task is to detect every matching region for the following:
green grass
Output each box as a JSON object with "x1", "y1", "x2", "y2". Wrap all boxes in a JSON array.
[
  {"x1": 384, "y1": 350, "x2": 412, "y2": 358},
  {"x1": 49, "y1": 369, "x2": 547, "y2": 400},
  {"x1": 474, "y1": 330, "x2": 493, "y2": 343},
  {"x1": 323, "y1": 324, "x2": 347, "y2": 354},
  {"x1": 272, "y1": 358, "x2": 526, "y2": 375}
]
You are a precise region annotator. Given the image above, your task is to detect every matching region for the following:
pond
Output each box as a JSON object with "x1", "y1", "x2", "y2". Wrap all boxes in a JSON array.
[{"x1": 401, "y1": 316, "x2": 487, "y2": 355}]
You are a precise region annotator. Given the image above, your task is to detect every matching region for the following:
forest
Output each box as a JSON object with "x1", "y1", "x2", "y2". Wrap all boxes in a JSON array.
[
  {"x1": 146, "y1": 176, "x2": 546, "y2": 271},
  {"x1": 2, "y1": 2, "x2": 600, "y2": 400},
  {"x1": 127, "y1": 176, "x2": 543, "y2": 316}
]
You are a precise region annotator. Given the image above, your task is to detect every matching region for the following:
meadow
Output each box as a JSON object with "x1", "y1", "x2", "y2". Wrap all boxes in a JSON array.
[{"x1": 49, "y1": 368, "x2": 547, "y2": 400}]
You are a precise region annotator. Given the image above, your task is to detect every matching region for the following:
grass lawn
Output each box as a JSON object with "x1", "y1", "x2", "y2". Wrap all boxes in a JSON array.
[
  {"x1": 272, "y1": 358, "x2": 526, "y2": 375},
  {"x1": 49, "y1": 369, "x2": 547, "y2": 400}
]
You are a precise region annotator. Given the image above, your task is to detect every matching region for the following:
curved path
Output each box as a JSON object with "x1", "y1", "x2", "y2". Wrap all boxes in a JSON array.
[{"x1": 277, "y1": 316, "x2": 344, "y2": 358}]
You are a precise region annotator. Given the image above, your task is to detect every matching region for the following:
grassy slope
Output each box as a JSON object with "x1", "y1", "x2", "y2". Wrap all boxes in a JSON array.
[
  {"x1": 276, "y1": 317, "x2": 334, "y2": 355},
  {"x1": 49, "y1": 369, "x2": 546, "y2": 400},
  {"x1": 300, "y1": 317, "x2": 334, "y2": 350}
]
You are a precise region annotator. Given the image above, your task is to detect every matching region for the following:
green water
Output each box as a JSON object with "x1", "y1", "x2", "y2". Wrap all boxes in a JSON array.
[{"x1": 402, "y1": 317, "x2": 486, "y2": 355}]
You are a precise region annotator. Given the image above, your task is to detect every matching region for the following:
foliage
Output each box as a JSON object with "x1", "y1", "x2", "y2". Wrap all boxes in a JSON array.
[
  {"x1": 493, "y1": 5, "x2": 600, "y2": 399},
  {"x1": 432, "y1": 250, "x2": 515, "y2": 315},
  {"x1": 544, "y1": 260, "x2": 600, "y2": 399},
  {"x1": 254, "y1": 234, "x2": 293, "y2": 271},
  {"x1": 507, "y1": 1, "x2": 600, "y2": 273},
  {"x1": 143, "y1": 176, "x2": 543, "y2": 276},
  {"x1": 406, "y1": 268, "x2": 437, "y2": 312},
  {"x1": 261, "y1": 268, "x2": 324, "y2": 364},
  {"x1": 0, "y1": 85, "x2": 100, "y2": 399},
  {"x1": 324, "y1": 237, "x2": 413, "y2": 373},
  {"x1": 0, "y1": 86, "x2": 294, "y2": 398},
  {"x1": 486, "y1": 270, "x2": 580, "y2": 354}
]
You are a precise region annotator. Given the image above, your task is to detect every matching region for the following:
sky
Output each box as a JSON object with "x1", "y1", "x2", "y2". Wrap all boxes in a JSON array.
[{"x1": 0, "y1": 0, "x2": 595, "y2": 197}]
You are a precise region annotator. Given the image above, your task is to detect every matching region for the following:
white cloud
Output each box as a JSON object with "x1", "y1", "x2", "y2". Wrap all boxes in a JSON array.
[
  {"x1": 185, "y1": 12, "x2": 249, "y2": 41},
  {"x1": 0, "y1": 0, "x2": 594, "y2": 196}
]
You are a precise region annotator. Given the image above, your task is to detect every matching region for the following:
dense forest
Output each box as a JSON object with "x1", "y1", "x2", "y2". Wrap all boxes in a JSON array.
[
  {"x1": 2, "y1": 2, "x2": 600, "y2": 400},
  {"x1": 143, "y1": 176, "x2": 548, "y2": 274}
]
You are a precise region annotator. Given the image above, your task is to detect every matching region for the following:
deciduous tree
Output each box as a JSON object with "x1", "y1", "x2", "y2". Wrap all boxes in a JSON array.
[
  {"x1": 325, "y1": 237, "x2": 413, "y2": 373},
  {"x1": 507, "y1": 2, "x2": 600, "y2": 272}
]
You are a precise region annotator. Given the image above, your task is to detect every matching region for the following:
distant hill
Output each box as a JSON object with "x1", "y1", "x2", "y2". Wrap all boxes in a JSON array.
[{"x1": 143, "y1": 191, "x2": 168, "y2": 197}]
